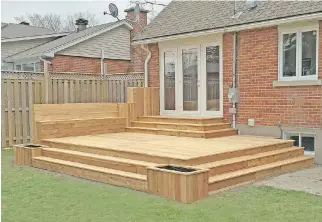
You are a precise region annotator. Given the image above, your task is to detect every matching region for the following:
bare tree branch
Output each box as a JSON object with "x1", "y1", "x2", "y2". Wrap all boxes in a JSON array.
[
  {"x1": 14, "y1": 11, "x2": 99, "y2": 32},
  {"x1": 128, "y1": 0, "x2": 167, "y2": 22}
]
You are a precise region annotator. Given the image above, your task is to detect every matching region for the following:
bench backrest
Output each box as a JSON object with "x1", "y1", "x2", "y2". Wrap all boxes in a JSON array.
[{"x1": 33, "y1": 103, "x2": 119, "y2": 122}]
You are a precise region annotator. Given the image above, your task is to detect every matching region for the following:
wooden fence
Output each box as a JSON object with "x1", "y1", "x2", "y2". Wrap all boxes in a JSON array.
[{"x1": 1, "y1": 71, "x2": 144, "y2": 147}]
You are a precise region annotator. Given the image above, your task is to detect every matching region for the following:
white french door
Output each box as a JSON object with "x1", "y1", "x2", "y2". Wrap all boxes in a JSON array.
[
  {"x1": 160, "y1": 42, "x2": 223, "y2": 117},
  {"x1": 178, "y1": 45, "x2": 201, "y2": 115},
  {"x1": 200, "y1": 42, "x2": 223, "y2": 116}
]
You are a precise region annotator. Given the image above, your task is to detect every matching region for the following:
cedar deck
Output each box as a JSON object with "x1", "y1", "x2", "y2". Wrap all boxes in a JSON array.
[
  {"x1": 42, "y1": 133, "x2": 295, "y2": 163},
  {"x1": 14, "y1": 88, "x2": 315, "y2": 203}
]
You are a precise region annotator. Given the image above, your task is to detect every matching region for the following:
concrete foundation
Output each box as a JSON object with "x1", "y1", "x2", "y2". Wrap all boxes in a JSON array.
[{"x1": 237, "y1": 124, "x2": 322, "y2": 165}]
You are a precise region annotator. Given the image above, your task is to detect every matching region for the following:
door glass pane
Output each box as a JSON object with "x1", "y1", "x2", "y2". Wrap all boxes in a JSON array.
[
  {"x1": 301, "y1": 134, "x2": 315, "y2": 152},
  {"x1": 283, "y1": 33, "x2": 297, "y2": 77},
  {"x1": 182, "y1": 48, "x2": 198, "y2": 111},
  {"x1": 302, "y1": 31, "x2": 316, "y2": 76},
  {"x1": 164, "y1": 51, "x2": 175, "y2": 110},
  {"x1": 206, "y1": 46, "x2": 220, "y2": 111}
]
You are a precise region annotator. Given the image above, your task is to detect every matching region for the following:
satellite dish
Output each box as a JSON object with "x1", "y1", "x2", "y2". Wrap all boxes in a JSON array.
[
  {"x1": 103, "y1": 3, "x2": 119, "y2": 20},
  {"x1": 109, "y1": 3, "x2": 119, "y2": 18}
]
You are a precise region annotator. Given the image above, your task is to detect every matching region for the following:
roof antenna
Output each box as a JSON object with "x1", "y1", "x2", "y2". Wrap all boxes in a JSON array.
[
  {"x1": 126, "y1": 3, "x2": 145, "y2": 31},
  {"x1": 231, "y1": 0, "x2": 243, "y2": 19},
  {"x1": 103, "y1": 3, "x2": 120, "y2": 21}
]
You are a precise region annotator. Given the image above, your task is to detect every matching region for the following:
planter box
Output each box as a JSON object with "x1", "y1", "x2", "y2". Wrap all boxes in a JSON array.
[
  {"x1": 147, "y1": 165, "x2": 209, "y2": 203},
  {"x1": 14, "y1": 144, "x2": 47, "y2": 166}
]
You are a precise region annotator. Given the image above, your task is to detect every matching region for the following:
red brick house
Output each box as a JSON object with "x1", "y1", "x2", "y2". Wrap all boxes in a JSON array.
[
  {"x1": 4, "y1": 7, "x2": 149, "y2": 74},
  {"x1": 132, "y1": 1, "x2": 322, "y2": 164}
]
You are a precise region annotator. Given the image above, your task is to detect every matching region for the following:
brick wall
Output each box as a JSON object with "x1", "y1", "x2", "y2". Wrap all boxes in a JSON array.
[
  {"x1": 147, "y1": 21, "x2": 321, "y2": 128},
  {"x1": 223, "y1": 33, "x2": 234, "y2": 122},
  {"x1": 50, "y1": 55, "x2": 130, "y2": 74},
  {"x1": 126, "y1": 9, "x2": 148, "y2": 73},
  {"x1": 234, "y1": 23, "x2": 322, "y2": 128},
  {"x1": 148, "y1": 43, "x2": 159, "y2": 87}
]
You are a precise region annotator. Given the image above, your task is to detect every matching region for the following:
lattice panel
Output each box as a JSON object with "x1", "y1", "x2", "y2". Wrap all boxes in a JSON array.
[{"x1": 1, "y1": 71, "x2": 44, "y2": 80}]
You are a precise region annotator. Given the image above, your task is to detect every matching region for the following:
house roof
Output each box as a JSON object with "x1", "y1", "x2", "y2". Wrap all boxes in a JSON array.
[
  {"x1": 134, "y1": 1, "x2": 322, "y2": 42},
  {"x1": 1, "y1": 22, "x2": 58, "y2": 40},
  {"x1": 5, "y1": 20, "x2": 132, "y2": 61}
]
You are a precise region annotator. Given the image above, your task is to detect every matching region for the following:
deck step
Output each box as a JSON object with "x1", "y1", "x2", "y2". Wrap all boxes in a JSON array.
[
  {"x1": 208, "y1": 156, "x2": 314, "y2": 192},
  {"x1": 125, "y1": 127, "x2": 238, "y2": 138},
  {"x1": 42, "y1": 148, "x2": 156, "y2": 175},
  {"x1": 41, "y1": 138, "x2": 294, "y2": 166},
  {"x1": 131, "y1": 121, "x2": 231, "y2": 131},
  {"x1": 137, "y1": 116, "x2": 225, "y2": 124},
  {"x1": 32, "y1": 156, "x2": 147, "y2": 191},
  {"x1": 198, "y1": 147, "x2": 304, "y2": 176}
]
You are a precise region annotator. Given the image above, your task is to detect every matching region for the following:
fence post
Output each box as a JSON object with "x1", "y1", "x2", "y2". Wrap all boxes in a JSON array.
[{"x1": 44, "y1": 62, "x2": 49, "y2": 104}]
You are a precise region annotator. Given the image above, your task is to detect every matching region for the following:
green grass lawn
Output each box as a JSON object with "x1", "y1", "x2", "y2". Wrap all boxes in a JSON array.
[{"x1": 2, "y1": 149, "x2": 322, "y2": 222}]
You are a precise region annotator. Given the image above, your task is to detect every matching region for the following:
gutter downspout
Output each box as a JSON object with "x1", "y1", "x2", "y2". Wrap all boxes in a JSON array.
[
  {"x1": 232, "y1": 32, "x2": 238, "y2": 129},
  {"x1": 101, "y1": 49, "x2": 105, "y2": 76},
  {"x1": 40, "y1": 56, "x2": 52, "y2": 104},
  {"x1": 141, "y1": 44, "x2": 151, "y2": 87}
]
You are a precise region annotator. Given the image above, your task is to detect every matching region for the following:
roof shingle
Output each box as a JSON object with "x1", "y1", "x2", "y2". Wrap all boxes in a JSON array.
[
  {"x1": 134, "y1": 0, "x2": 322, "y2": 41},
  {"x1": 1, "y1": 23, "x2": 57, "y2": 39},
  {"x1": 7, "y1": 20, "x2": 128, "y2": 60}
]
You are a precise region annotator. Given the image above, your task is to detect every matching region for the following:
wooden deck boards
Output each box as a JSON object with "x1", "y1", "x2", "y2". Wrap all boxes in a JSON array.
[{"x1": 43, "y1": 133, "x2": 293, "y2": 161}]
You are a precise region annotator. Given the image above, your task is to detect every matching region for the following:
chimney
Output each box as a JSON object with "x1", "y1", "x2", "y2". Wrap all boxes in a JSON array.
[
  {"x1": 20, "y1": 21, "x2": 30, "y2": 25},
  {"x1": 75, "y1": 18, "x2": 88, "y2": 32},
  {"x1": 124, "y1": 6, "x2": 149, "y2": 38}
]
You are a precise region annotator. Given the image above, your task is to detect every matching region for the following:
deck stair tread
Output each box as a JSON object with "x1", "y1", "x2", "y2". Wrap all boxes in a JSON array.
[
  {"x1": 141, "y1": 116, "x2": 223, "y2": 120},
  {"x1": 33, "y1": 156, "x2": 147, "y2": 181},
  {"x1": 42, "y1": 148, "x2": 156, "y2": 167},
  {"x1": 126, "y1": 127, "x2": 236, "y2": 134},
  {"x1": 209, "y1": 156, "x2": 313, "y2": 183},
  {"x1": 197, "y1": 147, "x2": 303, "y2": 168},
  {"x1": 131, "y1": 121, "x2": 230, "y2": 128}
]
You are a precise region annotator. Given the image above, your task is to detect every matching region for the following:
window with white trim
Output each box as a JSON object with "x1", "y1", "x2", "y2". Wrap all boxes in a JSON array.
[
  {"x1": 283, "y1": 132, "x2": 315, "y2": 155},
  {"x1": 15, "y1": 62, "x2": 41, "y2": 72},
  {"x1": 279, "y1": 25, "x2": 318, "y2": 81}
]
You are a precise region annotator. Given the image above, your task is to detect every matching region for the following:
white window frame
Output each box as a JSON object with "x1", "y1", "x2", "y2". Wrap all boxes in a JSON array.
[
  {"x1": 14, "y1": 59, "x2": 41, "y2": 72},
  {"x1": 283, "y1": 131, "x2": 316, "y2": 156},
  {"x1": 278, "y1": 23, "x2": 319, "y2": 81},
  {"x1": 160, "y1": 47, "x2": 178, "y2": 115}
]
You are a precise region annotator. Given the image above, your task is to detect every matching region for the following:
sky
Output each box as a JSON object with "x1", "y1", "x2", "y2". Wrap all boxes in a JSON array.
[{"x1": 1, "y1": 0, "x2": 171, "y2": 25}]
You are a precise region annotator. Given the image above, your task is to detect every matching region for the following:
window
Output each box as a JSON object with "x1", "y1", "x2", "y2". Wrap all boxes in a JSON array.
[
  {"x1": 22, "y1": 63, "x2": 34, "y2": 71},
  {"x1": 284, "y1": 132, "x2": 315, "y2": 155},
  {"x1": 15, "y1": 65, "x2": 22, "y2": 71},
  {"x1": 279, "y1": 25, "x2": 318, "y2": 81},
  {"x1": 15, "y1": 62, "x2": 40, "y2": 72}
]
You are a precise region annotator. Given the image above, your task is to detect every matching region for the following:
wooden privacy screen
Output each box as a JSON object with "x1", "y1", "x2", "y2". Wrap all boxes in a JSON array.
[
  {"x1": 127, "y1": 87, "x2": 160, "y2": 117},
  {"x1": 1, "y1": 71, "x2": 144, "y2": 147}
]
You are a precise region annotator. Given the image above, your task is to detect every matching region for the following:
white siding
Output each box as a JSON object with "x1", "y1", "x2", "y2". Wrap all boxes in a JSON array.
[
  {"x1": 1, "y1": 37, "x2": 56, "y2": 58},
  {"x1": 57, "y1": 26, "x2": 131, "y2": 60}
]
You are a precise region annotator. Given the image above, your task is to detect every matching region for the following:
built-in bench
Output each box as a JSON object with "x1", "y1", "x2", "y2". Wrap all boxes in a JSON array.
[
  {"x1": 33, "y1": 103, "x2": 127, "y2": 142},
  {"x1": 32, "y1": 88, "x2": 160, "y2": 142}
]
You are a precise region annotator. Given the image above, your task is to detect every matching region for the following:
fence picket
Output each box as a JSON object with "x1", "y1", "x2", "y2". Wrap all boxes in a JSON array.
[
  {"x1": 7, "y1": 80, "x2": 14, "y2": 146},
  {"x1": 1, "y1": 80, "x2": 7, "y2": 147},
  {"x1": 1, "y1": 71, "x2": 143, "y2": 147},
  {"x1": 21, "y1": 81, "x2": 28, "y2": 143},
  {"x1": 28, "y1": 79, "x2": 33, "y2": 142}
]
